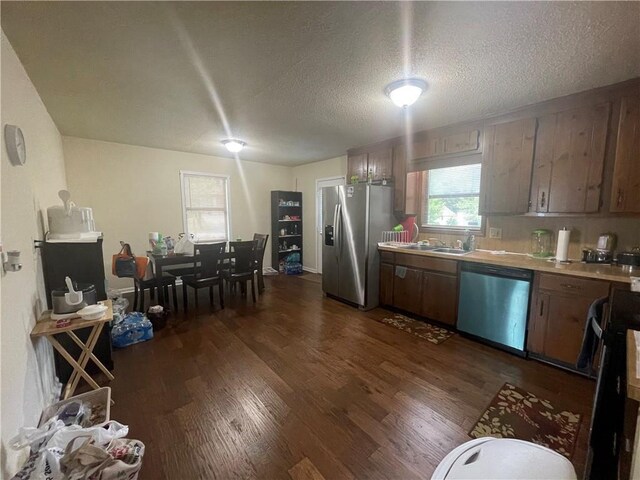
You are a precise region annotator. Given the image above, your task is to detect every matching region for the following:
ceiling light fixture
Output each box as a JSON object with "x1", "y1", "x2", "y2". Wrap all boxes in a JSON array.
[
  {"x1": 221, "y1": 139, "x2": 246, "y2": 153},
  {"x1": 385, "y1": 78, "x2": 428, "y2": 108}
]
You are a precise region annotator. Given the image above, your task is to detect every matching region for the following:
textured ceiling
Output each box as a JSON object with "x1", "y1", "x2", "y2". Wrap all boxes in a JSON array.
[{"x1": 2, "y1": 1, "x2": 639, "y2": 165}]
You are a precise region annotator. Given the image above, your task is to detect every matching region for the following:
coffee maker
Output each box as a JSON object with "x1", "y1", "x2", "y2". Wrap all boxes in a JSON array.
[{"x1": 582, "y1": 233, "x2": 616, "y2": 264}]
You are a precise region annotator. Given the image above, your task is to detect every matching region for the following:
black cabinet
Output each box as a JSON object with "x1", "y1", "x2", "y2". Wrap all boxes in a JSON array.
[{"x1": 40, "y1": 239, "x2": 113, "y2": 383}]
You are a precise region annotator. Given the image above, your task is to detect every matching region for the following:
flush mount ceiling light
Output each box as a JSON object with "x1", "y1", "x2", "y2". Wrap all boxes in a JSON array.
[
  {"x1": 221, "y1": 139, "x2": 246, "y2": 153},
  {"x1": 385, "y1": 78, "x2": 428, "y2": 108}
]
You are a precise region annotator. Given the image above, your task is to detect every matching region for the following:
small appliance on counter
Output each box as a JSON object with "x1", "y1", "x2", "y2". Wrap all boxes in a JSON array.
[
  {"x1": 50, "y1": 276, "x2": 98, "y2": 320},
  {"x1": 46, "y1": 190, "x2": 101, "y2": 242},
  {"x1": 530, "y1": 229, "x2": 553, "y2": 258},
  {"x1": 617, "y1": 249, "x2": 640, "y2": 273},
  {"x1": 581, "y1": 233, "x2": 617, "y2": 264}
]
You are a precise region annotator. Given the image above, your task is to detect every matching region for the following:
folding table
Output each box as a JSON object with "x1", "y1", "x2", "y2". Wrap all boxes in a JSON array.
[{"x1": 31, "y1": 299, "x2": 114, "y2": 400}]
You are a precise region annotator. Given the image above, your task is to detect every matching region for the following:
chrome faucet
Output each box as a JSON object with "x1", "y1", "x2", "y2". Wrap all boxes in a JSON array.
[{"x1": 462, "y1": 232, "x2": 476, "y2": 252}]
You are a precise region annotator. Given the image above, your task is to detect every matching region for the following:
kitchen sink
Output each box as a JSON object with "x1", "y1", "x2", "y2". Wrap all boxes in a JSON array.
[
  {"x1": 404, "y1": 244, "x2": 440, "y2": 251},
  {"x1": 432, "y1": 247, "x2": 471, "y2": 255}
]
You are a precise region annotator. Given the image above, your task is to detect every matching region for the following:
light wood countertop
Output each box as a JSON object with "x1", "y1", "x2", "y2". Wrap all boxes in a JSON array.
[
  {"x1": 628, "y1": 330, "x2": 640, "y2": 402},
  {"x1": 378, "y1": 244, "x2": 635, "y2": 284}
]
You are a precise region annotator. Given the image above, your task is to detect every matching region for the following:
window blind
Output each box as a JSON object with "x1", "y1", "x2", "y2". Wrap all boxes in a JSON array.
[{"x1": 181, "y1": 173, "x2": 229, "y2": 241}]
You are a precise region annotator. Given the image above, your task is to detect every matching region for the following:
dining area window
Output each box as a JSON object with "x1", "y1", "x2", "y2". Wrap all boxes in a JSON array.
[{"x1": 180, "y1": 171, "x2": 230, "y2": 242}]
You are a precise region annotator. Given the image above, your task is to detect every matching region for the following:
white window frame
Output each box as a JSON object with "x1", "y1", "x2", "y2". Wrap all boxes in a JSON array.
[
  {"x1": 179, "y1": 170, "x2": 231, "y2": 242},
  {"x1": 421, "y1": 162, "x2": 483, "y2": 233}
]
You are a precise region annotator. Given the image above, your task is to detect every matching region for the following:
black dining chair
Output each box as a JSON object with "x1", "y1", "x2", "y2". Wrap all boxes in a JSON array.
[
  {"x1": 253, "y1": 233, "x2": 269, "y2": 293},
  {"x1": 223, "y1": 240, "x2": 259, "y2": 302},
  {"x1": 181, "y1": 242, "x2": 227, "y2": 312}
]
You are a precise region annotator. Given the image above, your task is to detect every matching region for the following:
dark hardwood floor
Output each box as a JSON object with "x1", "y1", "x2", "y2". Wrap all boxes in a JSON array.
[{"x1": 110, "y1": 273, "x2": 595, "y2": 479}]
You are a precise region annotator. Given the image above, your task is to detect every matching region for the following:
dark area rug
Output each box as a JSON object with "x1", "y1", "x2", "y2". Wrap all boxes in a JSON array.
[
  {"x1": 469, "y1": 382, "x2": 582, "y2": 458},
  {"x1": 378, "y1": 314, "x2": 454, "y2": 345}
]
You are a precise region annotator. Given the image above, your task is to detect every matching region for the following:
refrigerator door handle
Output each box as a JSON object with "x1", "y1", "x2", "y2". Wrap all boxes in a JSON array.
[
  {"x1": 335, "y1": 203, "x2": 342, "y2": 258},
  {"x1": 332, "y1": 203, "x2": 339, "y2": 258}
]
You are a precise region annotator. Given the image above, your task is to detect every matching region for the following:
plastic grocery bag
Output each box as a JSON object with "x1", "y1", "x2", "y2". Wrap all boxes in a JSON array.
[
  {"x1": 10, "y1": 421, "x2": 129, "y2": 480},
  {"x1": 174, "y1": 232, "x2": 195, "y2": 255},
  {"x1": 59, "y1": 436, "x2": 145, "y2": 480},
  {"x1": 9, "y1": 417, "x2": 65, "y2": 453},
  {"x1": 111, "y1": 312, "x2": 153, "y2": 348}
]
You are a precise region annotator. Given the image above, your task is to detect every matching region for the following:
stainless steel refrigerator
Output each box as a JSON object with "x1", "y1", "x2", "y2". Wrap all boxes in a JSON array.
[{"x1": 322, "y1": 184, "x2": 394, "y2": 310}]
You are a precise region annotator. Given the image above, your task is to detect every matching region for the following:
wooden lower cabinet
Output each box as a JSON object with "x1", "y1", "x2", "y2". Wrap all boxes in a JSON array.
[
  {"x1": 422, "y1": 271, "x2": 457, "y2": 326},
  {"x1": 379, "y1": 262, "x2": 394, "y2": 306},
  {"x1": 380, "y1": 255, "x2": 458, "y2": 326},
  {"x1": 392, "y1": 266, "x2": 423, "y2": 316},
  {"x1": 527, "y1": 272, "x2": 610, "y2": 370}
]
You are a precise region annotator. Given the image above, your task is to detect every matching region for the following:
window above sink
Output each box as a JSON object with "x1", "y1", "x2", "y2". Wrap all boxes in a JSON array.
[{"x1": 421, "y1": 163, "x2": 483, "y2": 232}]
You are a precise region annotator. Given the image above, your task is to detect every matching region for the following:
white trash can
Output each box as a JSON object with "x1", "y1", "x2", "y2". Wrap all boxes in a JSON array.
[{"x1": 431, "y1": 437, "x2": 577, "y2": 480}]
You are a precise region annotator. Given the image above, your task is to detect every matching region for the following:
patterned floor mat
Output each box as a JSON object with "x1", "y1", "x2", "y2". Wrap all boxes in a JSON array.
[
  {"x1": 378, "y1": 314, "x2": 454, "y2": 345},
  {"x1": 469, "y1": 382, "x2": 582, "y2": 458}
]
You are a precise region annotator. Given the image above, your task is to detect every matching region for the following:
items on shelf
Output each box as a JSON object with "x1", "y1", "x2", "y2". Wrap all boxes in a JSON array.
[
  {"x1": 272, "y1": 191, "x2": 303, "y2": 274},
  {"x1": 278, "y1": 199, "x2": 301, "y2": 206}
]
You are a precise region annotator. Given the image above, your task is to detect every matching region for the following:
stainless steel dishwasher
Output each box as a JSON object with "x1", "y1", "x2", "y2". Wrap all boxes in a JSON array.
[{"x1": 457, "y1": 262, "x2": 533, "y2": 355}]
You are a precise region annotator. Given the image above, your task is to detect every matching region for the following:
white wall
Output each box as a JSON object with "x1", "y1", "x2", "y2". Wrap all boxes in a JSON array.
[
  {"x1": 0, "y1": 31, "x2": 66, "y2": 476},
  {"x1": 63, "y1": 137, "x2": 293, "y2": 289},
  {"x1": 291, "y1": 156, "x2": 347, "y2": 272}
]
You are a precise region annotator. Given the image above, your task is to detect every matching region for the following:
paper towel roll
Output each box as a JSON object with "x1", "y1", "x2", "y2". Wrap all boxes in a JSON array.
[{"x1": 555, "y1": 228, "x2": 571, "y2": 262}]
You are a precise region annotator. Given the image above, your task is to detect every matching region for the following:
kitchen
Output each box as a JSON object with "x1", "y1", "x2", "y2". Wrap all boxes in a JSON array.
[
  {"x1": 1, "y1": 2, "x2": 639, "y2": 479},
  {"x1": 321, "y1": 76, "x2": 640, "y2": 477},
  {"x1": 325, "y1": 79, "x2": 638, "y2": 357}
]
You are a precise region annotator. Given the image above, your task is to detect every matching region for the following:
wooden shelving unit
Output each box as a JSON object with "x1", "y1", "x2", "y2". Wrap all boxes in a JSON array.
[{"x1": 271, "y1": 191, "x2": 303, "y2": 273}]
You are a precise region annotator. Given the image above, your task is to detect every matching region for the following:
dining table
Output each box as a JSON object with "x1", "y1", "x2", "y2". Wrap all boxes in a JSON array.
[{"x1": 148, "y1": 250, "x2": 236, "y2": 307}]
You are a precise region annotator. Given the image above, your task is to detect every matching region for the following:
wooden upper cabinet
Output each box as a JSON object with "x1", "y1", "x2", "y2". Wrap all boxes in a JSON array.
[
  {"x1": 393, "y1": 145, "x2": 407, "y2": 212},
  {"x1": 610, "y1": 95, "x2": 640, "y2": 213},
  {"x1": 347, "y1": 153, "x2": 368, "y2": 182},
  {"x1": 530, "y1": 103, "x2": 610, "y2": 213},
  {"x1": 480, "y1": 118, "x2": 537, "y2": 214},
  {"x1": 392, "y1": 145, "x2": 421, "y2": 215},
  {"x1": 442, "y1": 130, "x2": 480, "y2": 156},
  {"x1": 404, "y1": 172, "x2": 421, "y2": 216},
  {"x1": 410, "y1": 129, "x2": 480, "y2": 162},
  {"x1": 368, "y1": 148, "x2": 393, "y2": 181}
]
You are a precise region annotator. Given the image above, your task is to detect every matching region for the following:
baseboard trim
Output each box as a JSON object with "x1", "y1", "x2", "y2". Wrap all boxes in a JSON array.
[{"x1": 302, "y1": 266, "x2": 318, "y2": 274}]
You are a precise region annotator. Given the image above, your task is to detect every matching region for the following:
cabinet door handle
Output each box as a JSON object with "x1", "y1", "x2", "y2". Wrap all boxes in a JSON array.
[
  {"x1": 539, "y1": 299, "x2": 544, "y2": 316},
  {"x1": 540, "y1": 191, "x2": 546, "y2": 209},
  {"x1": 560, "y1": 283, "x2": 580, "y2": 290},
  {"x1": 617, "y1": 188, "x2": 624, "y2": 206}
]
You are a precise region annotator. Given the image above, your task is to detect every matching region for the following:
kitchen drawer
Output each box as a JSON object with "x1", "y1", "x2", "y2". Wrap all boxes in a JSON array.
[
  {"x1": 395, "y1": 253, "x2": 458, "y2": 274},
  {"x1": 538, "y1": 273, "x2": 610, "y2": 298},
  {"x1": 380, "y1": 251, "x2": 395, "y2": 263}
]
